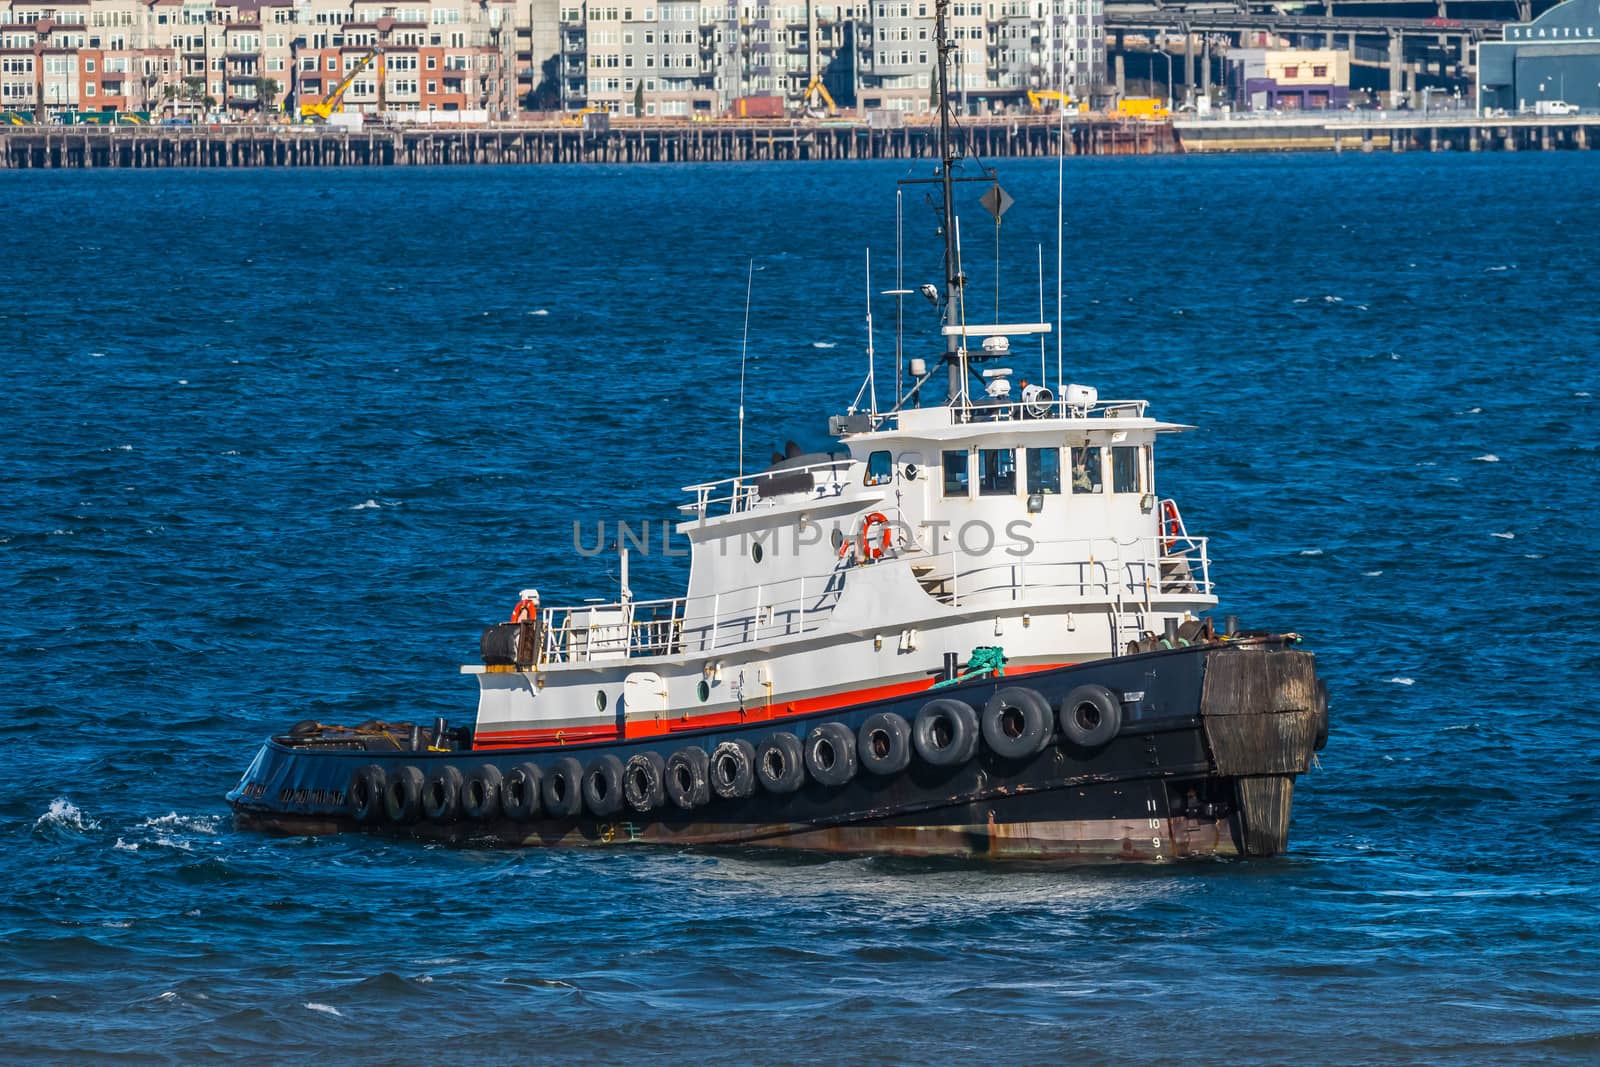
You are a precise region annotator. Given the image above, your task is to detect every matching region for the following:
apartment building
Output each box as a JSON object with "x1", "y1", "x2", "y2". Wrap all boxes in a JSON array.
[
  {"x1": 0, "y1": 0, "x2": 1103, "y2": 119},
  {"x1": 537, "y1": 2, "x2": 1105, "y2": 119},
  {"x1": 0, "y1": 0, "x2": 515, "y2": 118}
]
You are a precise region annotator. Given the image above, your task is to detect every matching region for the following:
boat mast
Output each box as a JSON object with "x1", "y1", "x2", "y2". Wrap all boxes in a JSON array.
[{"x1": 935, "y1": 0, "x2": 961, "y2": 406}]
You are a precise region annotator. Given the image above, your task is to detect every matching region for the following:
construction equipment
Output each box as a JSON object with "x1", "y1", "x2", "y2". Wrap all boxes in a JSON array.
[
  {"x1": 300, "y1": 49, "x2": 380, "y2": 122},
  {"x1": 559, "y1": 105, "x2": 606, "y2": 127},
  {"x1": 1114, "y1": 96, "x2": 1171, "y2": 120},
  {"x1": 801, "y1": 76, "x2": 837, "y2": 118},
  {"x1": 1026, "y1": 89, "x2": 1086, "y2": 114}
]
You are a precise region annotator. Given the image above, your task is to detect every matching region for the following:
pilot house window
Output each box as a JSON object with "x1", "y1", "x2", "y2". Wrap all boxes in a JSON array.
[
  {"x1": 1026, "y1": 447, "x2": 1060, "y2": 494},
  {"x1": 1111, "y1": 446, "x2": 1141, "y2": 494},
  {"x1": 978, "y1": 448, "x2": 1015, "y2": 495},
  {"x1": 942, "y1": 450, "x2": 969, "y2": 497},
  {"x1": 1071, "y1": 446, "x2": 1102, "y2": 494},
  {"x1": 865, "y1": 449, "x2": 893, "y2": 486}
]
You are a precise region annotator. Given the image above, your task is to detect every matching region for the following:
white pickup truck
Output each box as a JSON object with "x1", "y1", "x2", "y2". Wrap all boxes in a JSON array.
[{"x1": 1530, "y1": 100, "x2": 1581, "y2": 116}]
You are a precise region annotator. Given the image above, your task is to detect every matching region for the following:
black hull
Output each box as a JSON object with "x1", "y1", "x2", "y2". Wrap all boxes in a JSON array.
[{"x1": 228, "y1": 639, "x2": 1325, "y2": 863}]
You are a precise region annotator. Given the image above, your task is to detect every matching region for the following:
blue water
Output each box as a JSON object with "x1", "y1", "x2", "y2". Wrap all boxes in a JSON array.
[{"x1": 3, "y1": 154, "x2": 1598, "y2": 1063}]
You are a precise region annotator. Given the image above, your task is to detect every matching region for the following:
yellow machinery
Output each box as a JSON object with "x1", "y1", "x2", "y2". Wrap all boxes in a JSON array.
[
  {"x1": 560, "y1": 106, "x2": 606, "y2": 127},
  {"x1": 801, "y1": 76, "x2": 837, "y2": 118},
  {"x1": 1114, "y1": 96, "x2": 1171, "y2": 120},
  {"x1": 300, "y1": 49, "x2": 380, "y2": 122},
  {"x1": 1026, "y1": 89, "x2": 1086, "y2": 113}
]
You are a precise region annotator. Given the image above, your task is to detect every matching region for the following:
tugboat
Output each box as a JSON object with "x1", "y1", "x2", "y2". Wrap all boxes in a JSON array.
[{"x1": 228, "y1": 3, "x2": 1328, "y2": 861}]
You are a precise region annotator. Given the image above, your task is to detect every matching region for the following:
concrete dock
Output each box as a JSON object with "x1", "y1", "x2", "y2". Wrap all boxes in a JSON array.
[{"x1": 1175, "y1": 114, "x2": 1600, "y2": 154}]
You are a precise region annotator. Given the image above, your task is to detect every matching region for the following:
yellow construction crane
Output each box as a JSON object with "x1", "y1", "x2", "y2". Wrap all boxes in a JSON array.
[
  {"x1": 300, "y1": 49, "x2": 381, "y2": 122},
  {"x1": 802, "y1": 76, "x2": 837, "y2": 118},
  {"x1": 1027, "y1": 89, "x2": 1086, "y2": 113}
]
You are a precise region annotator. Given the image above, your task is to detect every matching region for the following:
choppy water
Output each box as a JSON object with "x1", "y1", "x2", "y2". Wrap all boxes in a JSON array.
[{"x1": 3, "y1": 154, "x2": 1598, "y2": 1063}]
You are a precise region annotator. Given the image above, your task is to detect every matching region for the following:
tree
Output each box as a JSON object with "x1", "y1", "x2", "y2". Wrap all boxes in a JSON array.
[
  {"x1": 633, "y1": 80, "x2": 644, "y2": 118},
  {"x1": 255, "y1": 76, "x2": 279, "y2": 112}
]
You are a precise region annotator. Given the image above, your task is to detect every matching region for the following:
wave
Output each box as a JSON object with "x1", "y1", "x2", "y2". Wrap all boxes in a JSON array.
[
  {"x1": 1474, "y1": 454, "x2": 1500, "y2": 463},
  {"x1": 34, "y1": 797, "x2": 100, "y2": 834},
  {"x1": 304, "y1": 1002, "x2": 345, "y2": 1018},
  {"x1": 1389, "y1": 677, "x2": 1416, "y2": 686}
]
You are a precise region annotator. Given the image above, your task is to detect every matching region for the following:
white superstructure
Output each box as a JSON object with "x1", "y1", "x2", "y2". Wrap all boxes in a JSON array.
[{"x1": 465, "y1": 380, "x2": 1215, "y2": 749}]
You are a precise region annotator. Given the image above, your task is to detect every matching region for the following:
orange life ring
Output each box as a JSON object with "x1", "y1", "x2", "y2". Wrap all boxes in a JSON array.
[
  {"x1": 1161, "y1": 500, "x2": 1181, "y2": 553},
  {"x1": 510, "y1": 598, "x2": 540, "y2": 623},
  {"x1": 858, "y1": 511, "x2": 893, "y2": 561}
]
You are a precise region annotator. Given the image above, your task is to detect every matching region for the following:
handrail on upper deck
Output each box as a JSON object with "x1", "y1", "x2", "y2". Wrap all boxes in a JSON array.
[
  {"x1": 678, "y1": 457, "x2": 856, "y2": 519},
  {"x1": 866, "y1": 395, "x2": 1150, "y2": 432}
]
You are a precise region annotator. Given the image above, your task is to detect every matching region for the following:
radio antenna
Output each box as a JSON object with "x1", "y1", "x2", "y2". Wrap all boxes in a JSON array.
[{"x1": 738, "y1": 257, "x2": 753, "y2": 481}]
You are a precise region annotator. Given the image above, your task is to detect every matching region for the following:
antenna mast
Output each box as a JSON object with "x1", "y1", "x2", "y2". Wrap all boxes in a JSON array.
[
  {"x1": 738, "y1": 258, "x2": 753, "y2": 480},
  {"x1": 935, "y1": 0, "x2": 961, "y2": 406}
]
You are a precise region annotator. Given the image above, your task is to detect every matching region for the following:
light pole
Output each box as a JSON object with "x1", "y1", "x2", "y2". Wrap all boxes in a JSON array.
[{"x1": 1154, "y1": 43, "x2": 1174, "y2": 111}]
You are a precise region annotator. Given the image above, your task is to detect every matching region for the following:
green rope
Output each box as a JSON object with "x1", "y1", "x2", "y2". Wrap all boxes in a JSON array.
[{"x1": 931, "y1": 646, "x2": 1007, "y2": 689}]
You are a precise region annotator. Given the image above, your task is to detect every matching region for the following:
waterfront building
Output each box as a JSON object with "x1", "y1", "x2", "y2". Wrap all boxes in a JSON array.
[
  {"x1": 1478, "y1": 0, "x2": 1600, "y2": 115},
  {"x1": 0, "y1": 0, "x2": 516, "y2": 119},
  {"x1": 541, "y1": 2, "x2": 1105, "y2": 119},
  {"x1": 1223, "y1": 48, "x2": 1350, "y2": 112},
  {"x1": 0, "y1": 0, "x2": 1103, "y2": 119}
]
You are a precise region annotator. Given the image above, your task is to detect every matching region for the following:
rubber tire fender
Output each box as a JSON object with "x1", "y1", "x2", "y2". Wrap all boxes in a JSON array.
[
  {"x1": 422, "y1": 764, "x2": 464, "y2": 823},
  {"x1": 804, "y1": 722, "x2": 858, "y2": 787},
  {"x1": 1058, "y1": 684, "x2": 1122, "y2": 749},
  {"x1": 665, "y1": 746, "x2": 711, "y2": 810},
  {"x1": 623, "y1": 751, "x2": 667, "y2": 813},
  {"x1": 709, "y1": 739, "x2": 757, "y2": 800},
  {"x1": 501, "y1": 762, "x2": 542, "y2": 821},
  {"x1": 582, "y1": 754, "x2": 626, "y2": 817},
  {"x1": 461, "y1": 764, "x2": 503, "y2": 821},
  {"x1": 383, "y1": 765, "x2": 425, "y2": 824},
  {"x1": 912, "y1": 698, "x2": 980, "y2": 767},
  {"x1": 348, "y1": 763, "x2": 386, "y2": 824},
  {"x1": 542, "y1": 756, "x2": 585, "y2": 818},
  {"x1": 755, "y1": 732, "x2": 806, "y2": 794},
  {"x1": 981, "y1": 687, "x2": 1054, "y2": 760},
  {"x1": 856, "y1": 712, "x2": 912, "y2": 776},
  {"x1": 1313, "y1": 678, "x2": 1329, "y2": 752}
]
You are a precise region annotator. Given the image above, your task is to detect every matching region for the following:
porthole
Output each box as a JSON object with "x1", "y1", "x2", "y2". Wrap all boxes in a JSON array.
[
  {"x1": 751, "y1": 542, "x2": 764, "y2": 563},
  {"x1": 596, "y1": 690, "x2": 608, "y2": 711},
  {"x1": 830, "y1": 528, "x2": 844, "y2": 551},
  {"x1": 697, "y1": 679, "x2": 710, "y2": 702}
]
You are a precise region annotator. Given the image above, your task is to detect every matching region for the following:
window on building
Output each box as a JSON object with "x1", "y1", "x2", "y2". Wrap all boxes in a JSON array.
[
  {"x1": 1283, "y1": 65, "x2": 1299, "y2": 78},
  {"x1": 1026, "y1": 447, "x2": 1060, "y2": 495},
  {"x1": 978, "y1": 448, "x2": 1016, "y2": 495},
  {"x1": 1312, "y1": 65, "x2": 1327, "y2": 78},
  {"x1": 942, "y1": 450, "x2": 969, "y2": 498},
  {"x1": 865, "y1": 450, "x2": 893, "y2": 487},
  {"x1": 1111, "y1": 446, "x2": 1140, "y2": 494},
  {"x1": 1070, "y1": 446, "x2": 1102, "y2": 494}
]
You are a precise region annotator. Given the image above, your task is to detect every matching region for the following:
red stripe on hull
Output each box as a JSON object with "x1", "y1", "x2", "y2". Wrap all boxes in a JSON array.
[{"x1": 471, "y1": 662, "x2": 1072, "y2": 751}]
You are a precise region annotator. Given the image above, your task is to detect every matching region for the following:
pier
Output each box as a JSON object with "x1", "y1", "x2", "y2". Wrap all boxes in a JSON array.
[
  {"x1": 1175, "y1": 113, "x2": 1600, "y2": 153},
  {"x1": 0, "y1": 118, "x2": 1178, "y2": 170}
]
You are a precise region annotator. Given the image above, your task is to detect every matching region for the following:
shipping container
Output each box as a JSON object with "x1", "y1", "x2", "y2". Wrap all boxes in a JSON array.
[{"x1": 731, "y1": 95, "x2": 785, "y2": 119}]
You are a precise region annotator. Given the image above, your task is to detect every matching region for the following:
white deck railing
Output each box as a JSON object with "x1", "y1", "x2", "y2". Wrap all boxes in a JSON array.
[
  {"x1": 536, "y1": 527, "x2": 1211, "y2": 666},
  {"x1": 869, "y1": 395, "x2": 1151, "y2": 430},
  {"x1": 679, "y1": 458, "x2": 855, "y2": 520}
]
